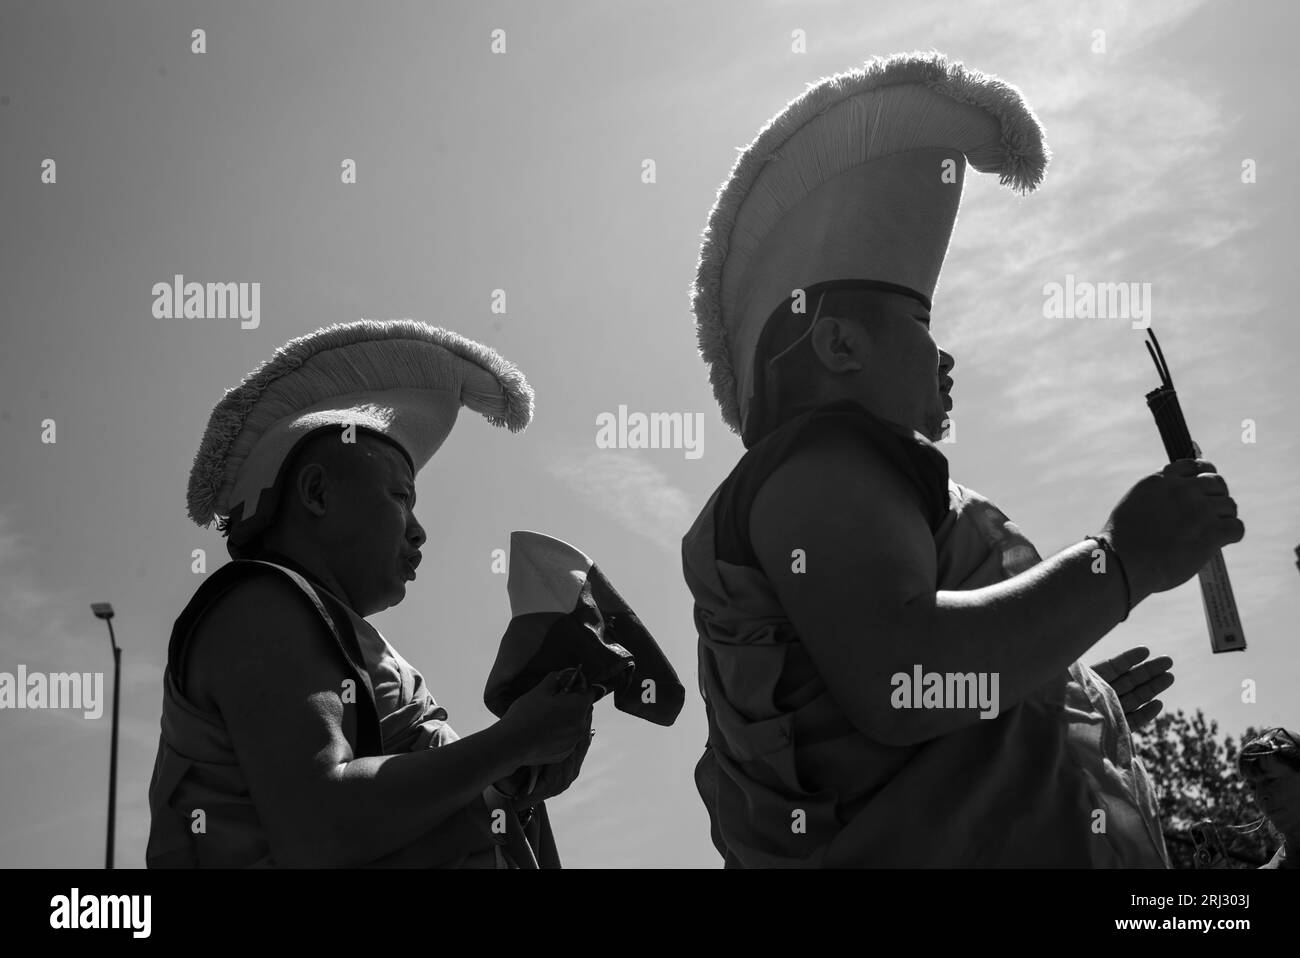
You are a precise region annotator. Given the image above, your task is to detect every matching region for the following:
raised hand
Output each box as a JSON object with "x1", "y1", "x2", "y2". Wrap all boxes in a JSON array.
[{"x1": 1090, "y1": 646, "x2": 1174, "y2": 731}]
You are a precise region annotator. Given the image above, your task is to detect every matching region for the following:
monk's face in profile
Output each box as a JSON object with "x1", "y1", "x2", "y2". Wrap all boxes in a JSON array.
[
  {"x1": 808, "y1": 290, "x2": 955, "y2": 442},
  {"x1": 283, "y1": 432, "x2": 427, "y2": 616},
  {"x1": 332, "y1": 436, "x2": 425, "y2": 615}
]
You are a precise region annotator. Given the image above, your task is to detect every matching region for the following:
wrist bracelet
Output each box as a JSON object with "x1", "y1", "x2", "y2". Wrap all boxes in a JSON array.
[{"x1": 1086, "y1": 534, "x2": 1132, "y2": 622}]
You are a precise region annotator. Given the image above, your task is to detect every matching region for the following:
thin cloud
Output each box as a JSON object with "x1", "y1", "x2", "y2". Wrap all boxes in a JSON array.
[{"x1": 546, "y1": 450, "x2": 696, "y2": 554}]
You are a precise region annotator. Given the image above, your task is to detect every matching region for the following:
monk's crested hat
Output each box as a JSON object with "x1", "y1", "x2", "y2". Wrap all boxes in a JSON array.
[
  {"x1": 690, "y1": 51, "x2": 1050, "y2": 438},
  {"x1": 485, "y1": 531, "x2": 684, "y2": 726},
  {"x1": 186, "y1": 319, "x2": 533, "y2": 545}
]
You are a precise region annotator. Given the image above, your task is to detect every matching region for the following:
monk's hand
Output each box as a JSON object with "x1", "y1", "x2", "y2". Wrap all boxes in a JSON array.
[
  {"x1": 500, "y1": 669, "x2": 598, "y2": 766},
  {"x1": 520, "y1": 717, "x2": 594, "y2": 805},
  {"x1": 1090, "y1": 646, "x2": 1174, "y2": 731}
]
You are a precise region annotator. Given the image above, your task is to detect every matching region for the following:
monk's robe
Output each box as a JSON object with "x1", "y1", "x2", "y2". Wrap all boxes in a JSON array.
[
  {"x1": 145, "y1": 553, "x2": 549, "y2": 868},
  {"x1": 683, "y1": 399, "x2": 1169, "y2": 867}
]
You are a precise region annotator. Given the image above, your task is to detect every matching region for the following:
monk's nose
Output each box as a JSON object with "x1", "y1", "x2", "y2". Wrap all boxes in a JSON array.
[{"x1": 937, "y1": 346, "x2": 955, "y2": 376}]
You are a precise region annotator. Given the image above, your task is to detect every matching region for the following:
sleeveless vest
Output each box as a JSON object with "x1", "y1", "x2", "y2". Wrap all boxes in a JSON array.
[
  {"x1": 683, "y1": 399, "x2": 1169, "y2": 867},
  {"x1": 144, "y1": 558, "x2": 504, "y2": 867}
]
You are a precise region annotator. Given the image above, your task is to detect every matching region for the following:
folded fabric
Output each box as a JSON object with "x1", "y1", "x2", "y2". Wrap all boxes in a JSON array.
[{"x1": 484, "y1": 531, "x2": 684, "y2": 726}]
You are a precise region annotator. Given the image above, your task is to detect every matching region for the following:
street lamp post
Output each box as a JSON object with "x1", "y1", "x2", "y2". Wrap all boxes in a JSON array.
[{"x1": 90, "y1": 602, "x2": 120, "y2": 870}]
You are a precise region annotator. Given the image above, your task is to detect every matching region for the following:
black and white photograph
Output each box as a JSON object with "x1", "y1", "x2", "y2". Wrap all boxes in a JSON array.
[{"x1": 1, "y1": 0, "x2": 1296, "y2": 942}]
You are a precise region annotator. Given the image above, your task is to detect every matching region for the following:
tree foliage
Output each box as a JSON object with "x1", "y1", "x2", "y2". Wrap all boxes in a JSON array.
[{"x1": 1133, "y1": 707, "x2": 1280, "y2": 868}]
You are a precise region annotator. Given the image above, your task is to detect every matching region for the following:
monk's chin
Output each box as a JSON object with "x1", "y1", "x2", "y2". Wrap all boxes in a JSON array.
[
  {"x1": 922, "y1": 416, "x2": 948, "y2": 443},
  {"x1": 375, "y1": 580, "x2": 407, "y2": 612}
]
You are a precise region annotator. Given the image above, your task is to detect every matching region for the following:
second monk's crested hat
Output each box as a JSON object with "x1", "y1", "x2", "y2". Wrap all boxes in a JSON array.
[
  {"x1": 691, "y1": 51, "x2": 1050, "y2": 439},
  {"x1": 186, "y1": 319, "x2": 534, "y2": 548}
]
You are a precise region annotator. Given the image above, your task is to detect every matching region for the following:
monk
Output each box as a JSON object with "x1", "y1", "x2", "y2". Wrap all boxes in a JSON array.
[
  {"x1": 682, "y1": 53, "x2": 1244, "y2": 867},
  {"x1": 147, "y1": 320, "x2": 595, "y2": 867}
]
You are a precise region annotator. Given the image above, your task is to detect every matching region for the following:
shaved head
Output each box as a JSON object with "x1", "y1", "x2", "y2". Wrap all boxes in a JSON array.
[{"x1": 287, "y1": 429, "x2": 413, "y2": 489}]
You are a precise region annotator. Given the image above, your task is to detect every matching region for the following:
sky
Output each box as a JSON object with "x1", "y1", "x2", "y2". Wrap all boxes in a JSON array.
[{"x1": 1, "y1": 0, "x2": 1297, "y2": 868}]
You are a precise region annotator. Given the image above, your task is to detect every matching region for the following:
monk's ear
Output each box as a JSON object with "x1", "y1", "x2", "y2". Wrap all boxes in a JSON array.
[
  {"x1": 808, "y1": 314, "x2": 869, "y2": 374},
  {"x1": 294, "y1": 462, "x2": 330, "y2": 518}
]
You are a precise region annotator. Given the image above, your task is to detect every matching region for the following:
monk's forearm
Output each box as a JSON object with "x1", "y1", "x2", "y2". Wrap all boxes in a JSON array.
[
  {"x1": 302, "y1": 721, "x2": 522, "y2": 866},
  {"x1": 873, "y1": 539, "x2": 1128, "y2": 745},
  {"x1": 932, "y1": 539, "x2": 1129, "y2": 695}
]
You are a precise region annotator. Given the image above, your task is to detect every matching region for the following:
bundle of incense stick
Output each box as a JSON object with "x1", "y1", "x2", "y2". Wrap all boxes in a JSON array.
[{"x1": 1144, "y1": 328, "x2": 1246, "y2": 653}]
